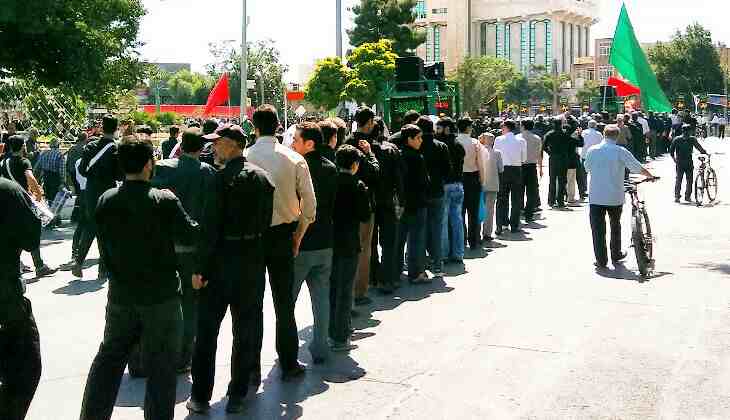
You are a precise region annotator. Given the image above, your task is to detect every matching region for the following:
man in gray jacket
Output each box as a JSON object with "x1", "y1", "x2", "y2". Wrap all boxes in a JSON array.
[{"x1": 152, "y1": 127, "x2": 219, "y2": 372}]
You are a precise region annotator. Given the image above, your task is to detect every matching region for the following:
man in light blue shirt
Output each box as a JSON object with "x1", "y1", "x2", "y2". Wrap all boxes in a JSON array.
[{"x1": 584, "y1": 124, "x2": 655, "y2": 268}]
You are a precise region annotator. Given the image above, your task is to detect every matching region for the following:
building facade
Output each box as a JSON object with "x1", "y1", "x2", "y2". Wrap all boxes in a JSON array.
[{"x1": 413, "y1": 0, "x2": 599, "y2": 75}]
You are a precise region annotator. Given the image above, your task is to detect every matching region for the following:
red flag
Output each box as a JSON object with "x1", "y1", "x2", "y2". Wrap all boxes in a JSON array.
[
  {"x1": 607, "y1": 76, "x2": 641, "y2": 97},
  {"x1": 203, "y1": 73, "x2": 230, "y2": 116}
]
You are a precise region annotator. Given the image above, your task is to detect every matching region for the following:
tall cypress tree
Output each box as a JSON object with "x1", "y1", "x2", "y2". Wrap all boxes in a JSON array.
[{"x1": 347, "y1": 0, "x2": 426, "y2": 57}]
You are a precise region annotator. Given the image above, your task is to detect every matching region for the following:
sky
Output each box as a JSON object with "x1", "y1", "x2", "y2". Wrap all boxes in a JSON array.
[{"x1": 137, "y1": 0, "x2": 730, "y2": 81}]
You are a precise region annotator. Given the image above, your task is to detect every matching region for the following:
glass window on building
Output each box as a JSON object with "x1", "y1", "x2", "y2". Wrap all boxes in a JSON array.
[
  {"x1": 414, "y1": 0, "x2": 426, "y2": 19},
  {"x1": 426, "y1": 26, "x2": 433, "y2": 61},
  {"x1": 599, "y1": 66, "x2": 613, "y2": 82},
  {"x1": 434, "y1": 26, "x2": 442, "y2": 61},
  {"x1": 599, "y1": 44, "x2": 611, "y2": 56},
  {"x1": 431, "y1": 8, "x2": 447, "y2": 14}
]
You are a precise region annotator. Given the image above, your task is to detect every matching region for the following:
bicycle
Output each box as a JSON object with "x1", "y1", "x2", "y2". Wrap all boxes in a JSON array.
[
  {"x1": 694, "y1": 154, "x2": 718, "y2": 206},
  {"x1": 626, "y1": 177, "x2": 659, "y2": 279}
]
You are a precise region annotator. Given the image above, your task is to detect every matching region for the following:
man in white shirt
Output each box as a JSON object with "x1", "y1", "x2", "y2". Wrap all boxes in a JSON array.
[
  {"x1": 719, "y1": 115, "x2": 727, "y2": 139},
  {"x1": 244, "y1": 104, "x2": 316, "y2": 382},
  {"x1": 493, "y1": 120, "x2": 527, "y2": 234}
]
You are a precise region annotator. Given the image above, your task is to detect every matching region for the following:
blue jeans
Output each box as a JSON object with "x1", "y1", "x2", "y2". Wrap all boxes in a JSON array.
[
  {"x1": 398, "y1": 207, "x2": 427, "y2": 278},
  {"x1": 441, "y1": 183, "x2": 465, "y2": 260},
  {"x1": 425, "y1": 197, "x2": 445, "y2": 271},
  {"x1": 293, "y1": 248, "x2": 332, "y2": 360}
]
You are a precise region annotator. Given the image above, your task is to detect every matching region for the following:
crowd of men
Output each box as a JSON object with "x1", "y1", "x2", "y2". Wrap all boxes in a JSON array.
[{"x1": 0, "y1": 102, "x2": 710, "y2": 419}]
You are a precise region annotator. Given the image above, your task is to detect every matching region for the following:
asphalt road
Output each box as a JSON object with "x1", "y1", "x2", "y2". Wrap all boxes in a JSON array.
[{"x1": 22, "y1": 137, "x2": 730, "y2": 420}]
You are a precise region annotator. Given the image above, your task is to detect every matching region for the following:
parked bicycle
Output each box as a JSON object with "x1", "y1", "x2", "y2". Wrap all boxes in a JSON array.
[
  {"x1": 626, "y1": 177, "x2": 659, "y2": 279},
  {"x1": 694, "y1": 154, "x2": 718, "y2": 206}
]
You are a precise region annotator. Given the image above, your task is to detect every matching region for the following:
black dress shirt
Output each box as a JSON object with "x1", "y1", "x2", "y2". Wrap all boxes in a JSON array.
[
  {"x1": 96, "y1": 180, "x2": 200, "y2": 306},
  {"x1": 0, "y1": 178, "x2": 40, "y2": 321},
  {"x1": 440, "y1": 134, "x2": 465, "y2": 184},
  {"x1": 333, "y1": 171, "x2": 371, "y2": 257},
  {"x1": 345, "y1": 132, "x2": 381, "y2": 208},
  {"x1": 420, "y1": 134, "x2": 452, "y2": 199},
  {"x1": 670, "y1": 135, "x2": 707, "y2": 168},
  {"x1": 78, "y1": 135, "x2": 122, "y2": 201},
  {"x1": 300, "y1": 149, "x2": 338, "y2": 251},
  {"x1": 371, "y1": 137, "x2": 405, "y2": 211},
  {"x1": 400, "y1": 145, "x2": 430, "y2": 212}
]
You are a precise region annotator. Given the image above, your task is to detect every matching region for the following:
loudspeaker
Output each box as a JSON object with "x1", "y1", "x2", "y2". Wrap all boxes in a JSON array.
[
  {"x1": 396, "y1": 56, "x2": 424, "y2": 82},
  {"x1": 599, "y1": 85, "x2": 617, "y2": 98},
  {"x1": 424, "y1": 62, "x2": 445, "y2": 81}
]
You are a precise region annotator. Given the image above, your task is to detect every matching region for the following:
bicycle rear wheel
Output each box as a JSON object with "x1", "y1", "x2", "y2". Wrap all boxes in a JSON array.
[
  {"x1": 632, "y1": 210, "x2": 651, "y2": 278},
  {"x1": 694, "y1": 172, "x2": 705, "y2": 205},
  {"x1": 706, "y1": 168, "x2": 718, "y2": 202}
]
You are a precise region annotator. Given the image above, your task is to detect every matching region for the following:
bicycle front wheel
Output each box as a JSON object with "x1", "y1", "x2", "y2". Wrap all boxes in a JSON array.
[
  {"x1": 632, "y1": 211, "x2": 650, "y2": 278},
  {"x1": 706, "y1": 168, "x2": 718, "y2": 202},
  {"x1": 694, "y1": 172, "x2": 705, "y2": 205}
]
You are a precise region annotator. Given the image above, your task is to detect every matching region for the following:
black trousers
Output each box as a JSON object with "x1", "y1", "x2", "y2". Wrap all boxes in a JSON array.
[
  {"x1": 71, "y1": 190, "x2": 87, "y2": 261},
  {"x1": 462, "y1": 171, "x2": 482, "y2": 247},
  {"x1": 76, "y1": 191, "x2": 105, "y2": 273},
  {"x1": 373, "y1": 207, "x2": 400, "y2": 288},
  {"x1": 80, "y1": 298, "x2": 182, "y2": 420},
  {"x1": 720, "y1": 125, "x2": 726, "y2": 139},
  {"x1": 329, "y1": 254, "x2": 358, "y2": 343},
  {"x1": 576, "y1": 159, "x2": 588, "y2": 198},
  {"x1": 177, "y1": 253, "x2": 199, "y2": 370},
  {"x1": 589, "y1": 204, "x2": 623, "y2": 265},
  {"x1": 42, "y1": 170, "x2": 61, "y2": 204},
  {"x1": 675, "y1": 165, "x2": 694, "y2": 200},
  {"x1": 0, "y1": 298, "x2": 41, "y2": 420},
  {"x1": 521, "y1": 163, "x2": 539, "y2": 218},
  {"x1": 191, "y1": 243, "x2": 265, "y2": 402},
  {"x1": 547, "y1": 160, "x2": 568, "y2": 207},
  {"x1": 251, "y1": 223, "x2": 301, "y2": 376},
  {"x1": 496, "y1": 166, "x2": 523, "y2": 230}
]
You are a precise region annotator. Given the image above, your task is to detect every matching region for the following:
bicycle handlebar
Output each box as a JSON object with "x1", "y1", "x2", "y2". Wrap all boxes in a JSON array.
[{"x1": 625, "y1": 177, "x2": 660, "y2": 186}]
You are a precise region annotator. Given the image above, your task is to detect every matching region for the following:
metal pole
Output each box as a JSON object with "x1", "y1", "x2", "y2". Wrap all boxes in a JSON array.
[
  {"x1": 240, "y1": 0, "x2": 247, "y2": 123},
  {"x1": 336, "y1": 0, "x2": 343, "y2": 58},
  {"x1": 283, "y1": 84, "x2": 289, "y2": 130},
  {"x1": 258, "y1": 73, "x2": 265, "y2": 105}
]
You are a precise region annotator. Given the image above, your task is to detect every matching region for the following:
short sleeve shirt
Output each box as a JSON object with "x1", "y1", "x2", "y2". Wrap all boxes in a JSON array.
[
  {"x1": 584, "y1": 140, "x2": 644, "y2": 206},
  {"x1": 1, "y1": 155, "x2": 32, "y2": 191}
]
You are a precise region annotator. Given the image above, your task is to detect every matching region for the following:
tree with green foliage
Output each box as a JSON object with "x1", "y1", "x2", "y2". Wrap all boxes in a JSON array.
[
  {"x1": 577, "y1": 80, "x2": 601, "y2": 104},
  {"x1": 205, "y1": 39, "x2": 288, "y2": 111},
  {"x1": 305, "y1": 57, "x2": 351, "y2": 110},
  {"x1": 344, "y1": 40, "x2": 398, "y2": 106},
  {"x1": 347, "y1": 0, "x2": 426, "y2": 57},
  {"x1": 648, "y1": 24, "x2": 724, "y2": 104},
  {"x1": 450, "y1": 57, "x2": 522, "y2": 114},
  {"x1": 0, "y1": 0, "x2": 147, "y2": 106},
  {"x1": 167, "y1": 70, "x2": 214, "y2": 104}
]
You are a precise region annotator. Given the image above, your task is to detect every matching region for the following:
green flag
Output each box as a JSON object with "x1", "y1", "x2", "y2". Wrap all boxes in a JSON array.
[{"x1": 609, "y1": 4, "x2": 672, "y2": 112}]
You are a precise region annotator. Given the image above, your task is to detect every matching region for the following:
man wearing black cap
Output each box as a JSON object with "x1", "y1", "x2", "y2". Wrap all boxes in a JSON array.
[
  {"x1": 188, "y1": 124, "x2": 274, "y2": 413},
  {"x1": 669, "y1": 124, "x2": 707, "y2": 203},
  {"x1": 79, "y1": 141, "x2": 200, "y2": 420},
  {"x1": 152, "y1": 127, "x2": 219, "y2": 373},
  {"x1": 245, "y1": 105, "x2": 315, "y2": 383}
]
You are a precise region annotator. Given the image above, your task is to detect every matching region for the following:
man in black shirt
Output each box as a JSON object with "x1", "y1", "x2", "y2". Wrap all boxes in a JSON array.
[
  {"x1": 397, "y1": 125, "x2": 430, "y2": 283},
  {"x1": 188, "y1": 124, "x2": 274, "y2": 414},
  {"x1": 291, "y1": 122, "x2": 338, "y2": 363},
  {"x1": 160, "y1": 125, "x2": 179, "y2": 159},
  {"x1": 370, "y1": 118, "x2": 405, "y2": 294},
  {"x1": 79, "y1": 141, "x2": 200, "y2": 420},
  {"x1": 669, "y1": 124, "x2": 707, "y2": 203},
  {"x1": 0, "y1": 177, "x2": 42, "y2": 420},
  {"x1": 345, "y1": 107, "x2": 380, "y2": 305},
  {"x1": 417, "y1": 116, "x2": 452, "y2": 277},
  {"x1": 543, "y1": 120, "x2": 574, "y2": 209},
  {"x1": 437, "y1": 117, "x2": 466, "y2": 262},
  {"x1": 74, "y1": 114, "x2": 123, "y2": 280},
  {"x1": 152, "y1": 128, "x2": 219, "y2": 373},
  {"x1": 0, "y1": 135, "x2": 56, "y2": 277}
]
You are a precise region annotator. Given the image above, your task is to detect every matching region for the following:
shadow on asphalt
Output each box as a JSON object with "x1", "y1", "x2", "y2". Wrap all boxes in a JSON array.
[
  {"x1": 115, "y1": 373, "x2": 192, "y2": 408},
  {"x1": 497, "y1": 232, "x2": 533, "y2": 242},
  {"x1": 39, "y1": 224, "x2": 75, "y2": 248},
  {"x1": 595, "y1": 262, "x2": 673, "y2": 282},
  {"x1": 688, "y1": 262, "x2": 730, "y2": 276},
  {"x1": 52, "y1": 278, "x2": 106, "y2": 295}
]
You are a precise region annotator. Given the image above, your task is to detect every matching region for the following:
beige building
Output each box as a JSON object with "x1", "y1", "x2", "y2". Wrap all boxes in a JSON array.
[{"x1": 412, "y1": 0, "x2": 599, "y2": 75}]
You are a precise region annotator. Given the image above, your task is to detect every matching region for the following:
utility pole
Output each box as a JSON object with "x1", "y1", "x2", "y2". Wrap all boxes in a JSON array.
[
  {"x1": 240, "y1": 0, "x2": 248, "y2": 123},
  {"x1": 724, "y1": 44, "x2": 728, "y2": 122},
  {"x1": 552, "y1": 59, "x2": 559, "y2": 115},
  {"x1": 336, "y1": 0, "x2": 343, "y2": 58}
]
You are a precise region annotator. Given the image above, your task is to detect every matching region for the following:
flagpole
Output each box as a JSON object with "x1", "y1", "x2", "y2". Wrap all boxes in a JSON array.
[{"x1": 240, "y1": 0, "x2": 247, "y2": 123}]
